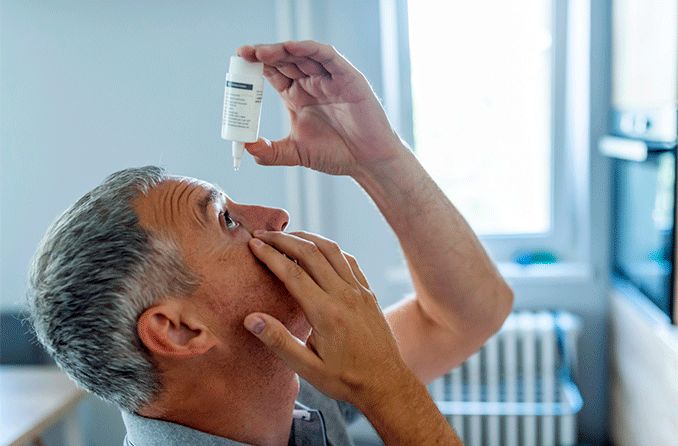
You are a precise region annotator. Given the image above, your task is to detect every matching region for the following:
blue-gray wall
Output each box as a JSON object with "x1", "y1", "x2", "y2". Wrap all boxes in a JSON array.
[{"x1": 0, "y1": 0, "x2": 289, "y2": 310}]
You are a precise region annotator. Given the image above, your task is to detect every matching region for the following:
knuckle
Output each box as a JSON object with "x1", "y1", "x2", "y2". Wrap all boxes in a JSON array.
[
  {"x1": 301, "y1": 241, "x2": 320, "y2": 256},
  {"x1": 319, "y1": 307, "x2": 342, "y2": 328},
  {"x1": 287, "y1": 262, "x2": 305, "y2": 280},
  {"x1": 326, "y1": 241, "x2": 341, "y2": 253},
  {"x1": 340, "y1": 286, "x2": 360, "y2": 304},
  {"x1": 364, "y1": 289, "x2": 378, "y2": 303},
  {"x1": 267, "y1": 329, "x2": 287, "y2": 350},
  {"x1": 338, "y1": 368, "x2": 363, "y2": 389}
]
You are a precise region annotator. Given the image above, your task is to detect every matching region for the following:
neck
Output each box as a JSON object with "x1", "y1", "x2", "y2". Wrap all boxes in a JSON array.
[{"x1": 140, "y1": 342, "x2": 301, "y2": 446}]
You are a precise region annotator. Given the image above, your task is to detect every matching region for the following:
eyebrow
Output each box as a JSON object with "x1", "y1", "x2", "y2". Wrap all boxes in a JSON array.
[{"x1": 198, "y1": 187, "x2": 222, "y2": 222}]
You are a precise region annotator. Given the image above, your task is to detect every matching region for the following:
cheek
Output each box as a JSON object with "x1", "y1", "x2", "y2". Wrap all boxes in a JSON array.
[{"x1": 202, "y1": 244, "x2": 304, "y2": 333}]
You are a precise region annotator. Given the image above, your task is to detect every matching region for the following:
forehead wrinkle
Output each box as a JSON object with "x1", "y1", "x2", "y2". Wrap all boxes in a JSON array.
[
  {"x1": 171, "y1": 181, "x2": 193, "y2": 224},
  {"x1": 152, "y1": 183, "x2": 174, "y2": 234},
  {"x1": 191, "y1": 186, "x2": 214, "y2": 228},
  {"x1": 155, "y1": 180, "x2": 187, "y2": 232}
]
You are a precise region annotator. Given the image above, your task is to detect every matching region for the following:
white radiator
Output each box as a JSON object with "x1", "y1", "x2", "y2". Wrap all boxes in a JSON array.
[{"x1": 428, "y1": 311, "x2": 583, "y2": 446}]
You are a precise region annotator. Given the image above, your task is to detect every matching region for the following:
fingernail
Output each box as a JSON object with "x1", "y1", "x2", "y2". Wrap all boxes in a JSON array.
[
  {"x1": 251, "y1": 238, "x2": 264, "y2": 247},
  {"x1": 245, "y1": 317, "x2": 265, "y2": 334},
  {"x1": 253, "y1": 229, "x2": 265, "y2": 236}
]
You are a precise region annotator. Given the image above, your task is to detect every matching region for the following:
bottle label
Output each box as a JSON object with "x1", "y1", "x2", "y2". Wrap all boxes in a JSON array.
[
  {"x1": 222, "y1": 75, "x2": 263, "y2": 131},
  {"x1": 226, "y1": 80, "x2": 253, "y2": 90}
]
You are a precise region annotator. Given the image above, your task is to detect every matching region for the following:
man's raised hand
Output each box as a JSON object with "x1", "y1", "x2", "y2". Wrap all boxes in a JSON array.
[{"x1": 236, "y1": 40, "x2": 405, "y2": 176}]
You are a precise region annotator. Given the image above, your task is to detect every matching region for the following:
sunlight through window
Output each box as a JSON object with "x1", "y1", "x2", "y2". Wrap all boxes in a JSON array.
[{"x1": 408, "y1": 0, "x2": 553, "y2": 235}]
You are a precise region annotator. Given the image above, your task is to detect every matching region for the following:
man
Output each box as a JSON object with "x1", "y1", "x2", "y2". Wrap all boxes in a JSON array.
[{"x1": 27, "y1": 40, "x2": 513, "y2": 445}]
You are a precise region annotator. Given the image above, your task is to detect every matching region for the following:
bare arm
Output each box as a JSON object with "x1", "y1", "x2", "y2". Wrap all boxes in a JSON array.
[{"x1": 354, "y1": 146, "x2": 514, "y2": 384}]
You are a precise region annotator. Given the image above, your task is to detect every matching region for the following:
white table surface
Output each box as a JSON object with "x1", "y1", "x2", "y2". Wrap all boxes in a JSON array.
[{"x1": 0, "y1": 366, "x2": 86, "y2": 446}]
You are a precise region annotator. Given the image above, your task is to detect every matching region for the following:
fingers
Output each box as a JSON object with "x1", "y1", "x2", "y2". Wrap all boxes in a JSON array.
[
  {"x1": 295, "y1": 58, "x2": 331, "y2": 77},
  {"x1": 243, "y1": 312, "x2": 324, "y2": 381},
  {"x1": 244, "y1": 137, "x2": 301, "y2": 167},
  {"x1": 274, "y1": 62, "x2": 306, "y2": 80},
  {"x1": 248, "y1": 237, "x2": 324, "y2": 316},
  {"x1": 239, "y1": 44, "x2": 296, "y2": 93},
  {"x1": 343, "y1": 252, "x2": 370, "y2": 289},
  {"x1": 253, "y1": 43, "x2": 332, "y2": 76},
  {"x1": 291, "y1": 231, "x2": 356, "y2": 285},
  {"x1": 253, "y1": 231, "x2": 346, "y2": 292},
  {"x1": 263, "y1": 65, "x2": 293, "y2": 92},
  {"x1": 283, "y1": 40, "x2": 354, "y2": 76},
  {"x1": 236, "y1": 45, "x2": 258, "y2": 62},
  {"x1": 238, "y1": 42, "x2": 335, "y2": 94}
]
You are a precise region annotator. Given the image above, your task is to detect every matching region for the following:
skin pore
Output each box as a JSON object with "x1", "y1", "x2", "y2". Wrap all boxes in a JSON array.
[{"x1": 133, "y1": 176, "x2": 311, "y2": 446}]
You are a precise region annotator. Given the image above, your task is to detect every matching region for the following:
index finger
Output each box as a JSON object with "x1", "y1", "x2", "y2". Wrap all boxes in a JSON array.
[
  {"x1": 248, "y1": 238, "x2": 325, "y2": 319},
  {"x1": 283, "y1": 41, "x2": 354, "y2": 76},
  {"x1": 236, "y1": 45, "x2": 258, "y2": 62},
  {"x1": 248, "y1": 43, "x2": 331, "y2": 77}
]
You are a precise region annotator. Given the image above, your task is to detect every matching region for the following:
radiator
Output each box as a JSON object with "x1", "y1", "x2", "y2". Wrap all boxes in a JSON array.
[{"x1": 427, "y1": 311, "x2": 583, "y2": 446}]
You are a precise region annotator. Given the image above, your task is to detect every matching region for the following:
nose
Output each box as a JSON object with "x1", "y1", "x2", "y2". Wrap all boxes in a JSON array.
[{"x1": 229, "y1": 201, "x2": 290, "y2": 232}]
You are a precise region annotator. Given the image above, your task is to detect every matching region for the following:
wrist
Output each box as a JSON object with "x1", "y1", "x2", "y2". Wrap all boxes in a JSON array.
[
  {"x1": 353, "y1": 143, "x2": 416, "y2": 196},
  {"x1": 353, "y1": 368, "x2": 460, "y2": 445},
  {"x1": 351, "y1": 365, "x2": 421, "y2": 416},
  {"x1": 353, "y1": 142, "x2": 430, "y2": 218},
  {"x1": 352, "y1": 138, "x2": 413, "y2": 186}
]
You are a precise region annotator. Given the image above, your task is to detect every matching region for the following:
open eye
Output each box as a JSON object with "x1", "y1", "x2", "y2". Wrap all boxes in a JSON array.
[{"x1": 219, "y1": 211, "x2": 239, "y2": 230}]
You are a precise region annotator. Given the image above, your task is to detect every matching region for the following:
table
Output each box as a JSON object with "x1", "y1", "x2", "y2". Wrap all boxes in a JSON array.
[{"x1": 0, "y1": 366, "x2": 86, "y2": 446}]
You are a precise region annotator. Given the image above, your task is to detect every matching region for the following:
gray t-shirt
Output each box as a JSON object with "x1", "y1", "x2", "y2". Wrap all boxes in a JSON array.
[{"x1": 121, "y1": 378, "x2": 362, "y2": 446}]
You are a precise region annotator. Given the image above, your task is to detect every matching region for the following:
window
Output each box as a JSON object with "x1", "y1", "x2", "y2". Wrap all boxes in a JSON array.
[{"x1": 407, "y1": 0, "x2": 556, "y2": 236}]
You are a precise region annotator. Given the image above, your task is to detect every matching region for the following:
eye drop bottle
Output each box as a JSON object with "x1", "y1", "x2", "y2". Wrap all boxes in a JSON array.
[{"x1": 221, "y1": 56, "x2": 264, "y2": 171}]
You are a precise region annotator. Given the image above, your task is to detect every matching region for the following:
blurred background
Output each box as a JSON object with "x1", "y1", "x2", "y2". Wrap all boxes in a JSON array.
[{"x1": 1, "y1": 0, "x2": 676, "y2": 445}]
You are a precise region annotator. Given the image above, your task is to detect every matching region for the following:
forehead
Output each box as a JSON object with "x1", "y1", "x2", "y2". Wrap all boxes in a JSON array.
[
  {"x1": 167, "y1": 175, "x2": 223, "y2": 193},
  {"x1": 160, "y1": 176, "x2": 231, "y2": 201},
  {"x1": 132, "y1": 176, "x2": 228, "y2": 232}
]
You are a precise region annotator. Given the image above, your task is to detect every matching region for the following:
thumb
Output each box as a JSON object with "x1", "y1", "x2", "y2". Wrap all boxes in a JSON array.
[
  {"x1": 245, "y1": 137, "x2": 301, "y2": 167},
  {"x1": 243, "y1": 313, "x2": 323, "y2": 377}
]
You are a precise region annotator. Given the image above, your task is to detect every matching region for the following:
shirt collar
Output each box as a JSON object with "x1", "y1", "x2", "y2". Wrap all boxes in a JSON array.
[{"x1": 121, "y1": 401, "x2": 323, "y2": 446}]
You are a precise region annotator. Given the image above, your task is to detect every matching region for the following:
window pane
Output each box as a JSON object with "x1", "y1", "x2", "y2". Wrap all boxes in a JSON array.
[{"x1": 408, "y1": 0, "x2": 553, "y2": 235}]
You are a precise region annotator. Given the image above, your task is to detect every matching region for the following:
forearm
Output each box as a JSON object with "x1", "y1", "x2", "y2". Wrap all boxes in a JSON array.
[
  {"x1": 355, "y1": 369, "x2": 462, "y2": 445},
  {"x1": 353, "y1": 143, "x2": 513, "y2": 336}
]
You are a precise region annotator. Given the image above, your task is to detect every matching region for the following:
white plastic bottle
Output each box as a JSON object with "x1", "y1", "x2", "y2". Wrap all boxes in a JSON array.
[{"x1": 221, "y1": 56, "x2": 264, "y2": 170}]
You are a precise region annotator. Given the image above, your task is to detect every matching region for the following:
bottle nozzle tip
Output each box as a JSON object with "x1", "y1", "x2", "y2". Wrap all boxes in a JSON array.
[{"x1": 232, "y1": 141, "x2": 245, "y2": 171}]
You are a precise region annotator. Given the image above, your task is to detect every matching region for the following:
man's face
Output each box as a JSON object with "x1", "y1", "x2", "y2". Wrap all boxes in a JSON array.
[{"x1": 133, "y1": 176, "x2": 311, "y2": 357}]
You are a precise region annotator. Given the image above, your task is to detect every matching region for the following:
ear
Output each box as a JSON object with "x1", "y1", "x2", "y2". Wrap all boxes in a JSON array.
[{"x1": 137, "y1": 300, "x2": 218, "y2": 359}]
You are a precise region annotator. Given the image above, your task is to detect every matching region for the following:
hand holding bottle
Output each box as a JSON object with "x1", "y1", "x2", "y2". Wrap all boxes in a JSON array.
[{"x1": 236, "y1": 40, "x2": 406, "y2": 177}]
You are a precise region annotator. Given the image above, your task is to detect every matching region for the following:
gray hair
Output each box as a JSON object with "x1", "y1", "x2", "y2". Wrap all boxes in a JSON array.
[{"x1": 26, "y1": 166, "x2": 199, "y2": 412}]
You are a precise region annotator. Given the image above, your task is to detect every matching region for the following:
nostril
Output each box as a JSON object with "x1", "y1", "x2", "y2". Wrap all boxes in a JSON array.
[{"x1": 280, "y1": 221, "x2": 288, "y2": 231}]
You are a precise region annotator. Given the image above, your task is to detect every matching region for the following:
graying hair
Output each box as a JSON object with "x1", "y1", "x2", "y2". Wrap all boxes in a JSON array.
[{"x1": 26, "y1": 166, "x2": 199, "y2": 412}]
